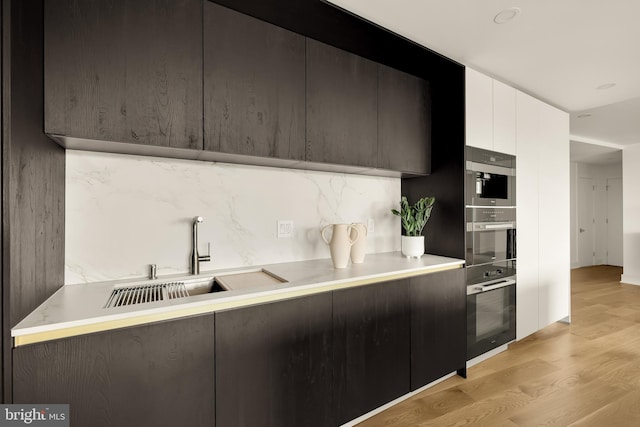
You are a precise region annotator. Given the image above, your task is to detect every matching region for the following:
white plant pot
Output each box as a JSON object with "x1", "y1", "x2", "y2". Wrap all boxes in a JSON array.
[{"x1": 401, "y1": 235, "x2": 424, "y2": 258}]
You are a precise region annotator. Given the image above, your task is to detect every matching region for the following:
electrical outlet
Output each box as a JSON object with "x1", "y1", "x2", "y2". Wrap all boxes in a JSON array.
[
  {"x1": 277, "y1": 220, "x2": 294, "y2": 238},
  {"x1": 367, "y1": 218, "x2": 375, "y2": 234}
]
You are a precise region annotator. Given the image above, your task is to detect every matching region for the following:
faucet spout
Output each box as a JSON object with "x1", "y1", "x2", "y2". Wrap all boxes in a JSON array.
[{"x1": 191, "y1": 216, "x2": 211, "y2": 275}]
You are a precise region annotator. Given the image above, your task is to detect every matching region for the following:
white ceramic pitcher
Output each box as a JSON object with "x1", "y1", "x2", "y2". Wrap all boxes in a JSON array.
[
  {"x1": 350, "y1": 223, "x2": 368, "y2": 264},
  {"x1": 321, "y1": 224, "x2": 359, "y2": 269}
]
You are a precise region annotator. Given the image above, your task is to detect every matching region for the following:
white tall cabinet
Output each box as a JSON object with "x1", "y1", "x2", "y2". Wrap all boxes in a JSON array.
[
  {"x1": 515, "y1": 91, "x2": 571, "y2": 340},
  {"x1": 466, "y1": 67, "x2": 570, "y2": 341}
]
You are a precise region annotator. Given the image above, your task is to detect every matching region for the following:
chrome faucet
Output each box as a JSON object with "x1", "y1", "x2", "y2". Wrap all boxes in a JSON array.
[{"x1": 190, "y1": 216, "x2": 211, "y2": 275}]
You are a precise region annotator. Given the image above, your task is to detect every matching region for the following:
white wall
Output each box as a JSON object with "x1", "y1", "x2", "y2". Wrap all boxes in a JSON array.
[
  {"x1": 65, "y1": 151, "x2": 401, "y2": 284},
  {"x1": 570, "y1": 161, "x2": 622, "y2": 268},
  {"x1": 570, "y1": 162, "x2": 578, "y2": 267},
  {"x1": 622, "y1": 144, "x2": 640, "y2": 284}
]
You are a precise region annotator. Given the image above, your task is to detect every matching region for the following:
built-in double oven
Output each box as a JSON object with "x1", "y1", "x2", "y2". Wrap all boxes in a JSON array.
[{"x1": 465, "y1": 147, "x2": 517, "y2": 361}]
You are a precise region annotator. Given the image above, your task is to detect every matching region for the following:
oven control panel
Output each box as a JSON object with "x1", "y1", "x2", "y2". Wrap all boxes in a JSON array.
[
  {"x1": 466, "y1": 207, "x2": 516, "y2": 223},
  {"x1": 466, "y1": 261, "x2": 516, "y2": 286}
]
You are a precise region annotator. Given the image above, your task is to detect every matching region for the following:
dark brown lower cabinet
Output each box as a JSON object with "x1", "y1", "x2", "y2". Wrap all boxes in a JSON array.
[
  {"x1": 410, "y1": 268, "x2": 466, "y2": 389},
  {"x1": 333, "y1": 280, "x2": 411, "y2": 425},
  {"x1": 215, "y1": 293, "x2": 334, "y2": 427},
  {"x1": 11, "y1": 269, "x2": 465, "y2": 427},
  {"x1": 13, "y1": 315, "x2": 216, "y2": 427}
]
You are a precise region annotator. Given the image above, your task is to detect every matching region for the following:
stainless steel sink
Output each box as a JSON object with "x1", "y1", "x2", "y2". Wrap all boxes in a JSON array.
[
  {"x1": 182, "y1": 276, "x2": 225, "y2": 296},
  {"x1": 104, "y1": 268, "x2": 286, "y2": 308}
]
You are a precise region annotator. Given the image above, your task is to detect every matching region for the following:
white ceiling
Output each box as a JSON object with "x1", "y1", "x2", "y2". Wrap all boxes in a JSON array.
[
  {"x1": 570, "y1": 140, "x2": 621, "y2": 165},
  {"x1": 327, "y1": 0, "x2": 639, "y2": 163}
]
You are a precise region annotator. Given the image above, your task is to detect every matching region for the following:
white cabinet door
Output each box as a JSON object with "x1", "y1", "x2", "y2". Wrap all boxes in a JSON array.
[
  {"x1": 516, "y1": 92, "x2": 570, "y2": 339},
  {"x1": 516, "y1": 91, "x2": 540, "y2": 340},
  {"x1": 537, "y1": 102, "x2": 570, "y2": 328},
  {"x1": 492, "y1": 80, "x2": 516, "y2": 155},
  {"x1": 465, "y1": 67, "x2": 493, "y2": 151}
]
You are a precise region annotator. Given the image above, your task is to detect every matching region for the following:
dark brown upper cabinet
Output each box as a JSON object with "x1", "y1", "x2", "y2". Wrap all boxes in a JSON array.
[
  {"x1": 204, "y1": 2, "x2": 306, "y2": 160},
  {"x1": 44, "y1": 0, "x2": 203, "y2": 149},
  {"x1": 378, "y1": 64, "x2": 431, "y2": 175},
  {"x1": 44, "y1": 0, "x2": 432, "y2": 175},
  {"x1": 306, "y1": 39, "x2": 378, "y2": 168}
]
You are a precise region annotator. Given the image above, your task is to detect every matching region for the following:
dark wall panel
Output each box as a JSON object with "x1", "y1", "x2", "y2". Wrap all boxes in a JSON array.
[
  {"x1": 402, "y1": 69, "x2": 466, "y2": 259},
  {"x1": 2, "y1": 0, "x2": 66, "y2": 401}
]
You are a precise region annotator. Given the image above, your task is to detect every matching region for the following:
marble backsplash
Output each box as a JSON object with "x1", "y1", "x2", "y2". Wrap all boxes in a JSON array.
[{"x1": 65, "y1": 150, "x2": 401, "y2": 284}]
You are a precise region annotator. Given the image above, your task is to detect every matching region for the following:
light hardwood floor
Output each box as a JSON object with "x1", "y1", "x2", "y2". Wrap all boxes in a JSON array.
[{"x1": 357, "y1": 265, "x2": 640, "y2": 427}]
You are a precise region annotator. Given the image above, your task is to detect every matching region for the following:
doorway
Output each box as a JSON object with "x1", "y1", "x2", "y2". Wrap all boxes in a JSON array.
[
  {"x1": 577, "y1": 177, "x2": 595, "y2": 267},
  {"x1": 569, "y1": 142, "x2": 622, "y2": 269}
]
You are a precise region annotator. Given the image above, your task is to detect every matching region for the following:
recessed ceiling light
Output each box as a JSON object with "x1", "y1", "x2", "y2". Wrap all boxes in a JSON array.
[
  {"x1": 577, "y1": 113, "x2": 592, "y2": 118},
  {"x1": 596, "y1": 83, "x2": 616, "y2": 90},
  {"x1": 494, "y1": 8, "x2": 521, "y2": 24}
]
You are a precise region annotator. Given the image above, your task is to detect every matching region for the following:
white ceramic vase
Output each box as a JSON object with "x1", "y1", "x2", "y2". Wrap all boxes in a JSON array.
[
  {"x1": 350, "y1": 223, "x2": 368, "y2": 264},
  {"x1": 321, "y1": 224, "x2": 360, "y2": 268},
  {"x1": 401, "y1": 235, "x2": 424, "y2": 258}
]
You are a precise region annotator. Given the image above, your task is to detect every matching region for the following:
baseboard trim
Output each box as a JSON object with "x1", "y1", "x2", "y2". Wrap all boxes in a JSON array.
[
  {"x1": 559, "y1": 315, "x2": 571, "y2": 324},
  {"x1": 466, "y1": 344, "x2": 509, "y2": 369},
  {"x1": 340, "y1": 344, "x2": 510, "y2": 426},
  {"x1": 339, "y1": 372, "x2": 458, "y2": 427},
  {"x1": 621, "y1": 274, "x2": 640, "y2": 286}
]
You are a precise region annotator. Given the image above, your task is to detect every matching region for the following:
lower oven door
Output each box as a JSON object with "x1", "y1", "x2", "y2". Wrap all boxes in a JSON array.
[{"x1": 467, "y1": 278, "x2": 516, "y2": 360}]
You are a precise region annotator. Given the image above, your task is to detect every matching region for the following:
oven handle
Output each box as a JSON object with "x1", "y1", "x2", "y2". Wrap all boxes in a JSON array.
[
  {"x1": 475, "y1": 222, "x2": 515, "y2": 230},
  {"x1": 468, "y1": 278, "x2": 516, "y2": 295},
  {"x1": 484, "y1": 223, "x2": 514, "y2": 229}
]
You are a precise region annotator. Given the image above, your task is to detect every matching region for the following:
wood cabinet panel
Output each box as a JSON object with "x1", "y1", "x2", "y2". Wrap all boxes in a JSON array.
[
  {"x1": 44, "y1": 0, "x2": 202, "y2": 149},
  {"x1": 306, "y1": 39, "x2": 378, "y2": 168},
  {"x1": 204, "y1": 2, "x2": 305, "y2": 160},
  {"x1": 333, "y1": 280, "x2": 410, "y2": 424},
  {"x1": 13, "y1": 315, "x2": 216, "y2": 427},
  {"x1": 378, "y1": 64, "x2": 431, "y2": 174},
  {"x1": 215, "y1": 293, "x2": 334, "y2": 427},
  {"x1": 409, "y1": 268, "x2": 466, "y2": 389}
]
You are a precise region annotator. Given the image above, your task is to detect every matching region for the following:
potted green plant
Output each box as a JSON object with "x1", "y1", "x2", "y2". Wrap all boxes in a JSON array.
[{"x1": 391, "y1": 195, "x2": 436, "y2": 258}]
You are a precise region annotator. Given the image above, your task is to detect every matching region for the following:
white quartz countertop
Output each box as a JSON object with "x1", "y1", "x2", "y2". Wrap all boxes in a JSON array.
[{"x1": 12, "y1": 252, "x2": 464, "y2": 344}]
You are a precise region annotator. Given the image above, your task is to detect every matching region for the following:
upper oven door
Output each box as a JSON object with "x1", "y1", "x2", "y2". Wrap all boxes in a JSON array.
[
  {"x1": 466, "y1": 208, "x2": 516, "y2": 266},
  {"x1": 465, "y1": 162, "x2": 516, "y2": 206},
  {"x1": 466, "y1": 222, "x2": 516, "y2": 266}
]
